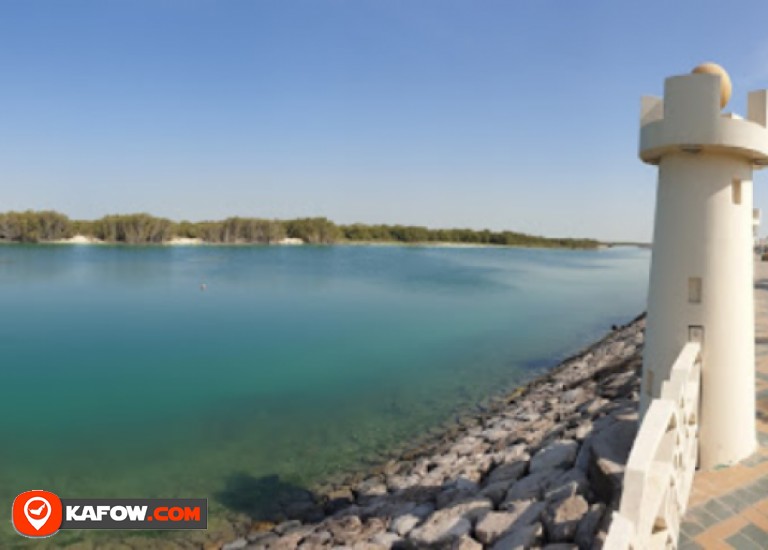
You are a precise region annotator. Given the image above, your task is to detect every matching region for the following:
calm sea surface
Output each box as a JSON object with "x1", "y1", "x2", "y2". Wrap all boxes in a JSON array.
[{"x1": 0, "y1": 244, "x2": 649, "y2": 544}]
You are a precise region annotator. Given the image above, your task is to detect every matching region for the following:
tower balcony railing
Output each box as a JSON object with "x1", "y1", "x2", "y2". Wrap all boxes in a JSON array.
[{"x1": 604, "y1": 341, "x2": 701, "y2": 549}]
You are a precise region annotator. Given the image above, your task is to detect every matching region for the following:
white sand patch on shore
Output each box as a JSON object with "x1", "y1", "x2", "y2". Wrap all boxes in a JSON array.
[
  {"x1": 53, "y1": 234, "x2": 104, "y2": 244},
  {"x1": 166, "y1": 237, "x2": 204, "y2": 245},
  {"x1": 276, "y1": 237, "x2": 304, "y2": 245},
  {"x1": 422, "y1": 242, "x2": 497, "y2": 248},
  {"x1": 345, "y1": 241, "x2": 499, "y2": 248}
]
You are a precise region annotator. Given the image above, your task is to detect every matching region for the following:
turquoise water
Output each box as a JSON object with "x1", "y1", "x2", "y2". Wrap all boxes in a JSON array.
[{"x1": 0, "y1": 244, "x2": 648, "y2": 544}]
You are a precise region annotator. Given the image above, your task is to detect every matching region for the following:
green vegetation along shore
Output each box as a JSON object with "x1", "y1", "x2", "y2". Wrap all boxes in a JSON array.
[{"x1": 0, "y1": 210, "x2": 599, "y2": 248}]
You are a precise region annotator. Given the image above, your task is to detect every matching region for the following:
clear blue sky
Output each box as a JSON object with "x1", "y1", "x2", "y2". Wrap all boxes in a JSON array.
[{"x1": 3, "y1": 0, "x2": 768, "y2": 241}]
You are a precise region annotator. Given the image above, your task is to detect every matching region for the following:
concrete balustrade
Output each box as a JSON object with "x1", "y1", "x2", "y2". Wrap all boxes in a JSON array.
[{"x1": 604, "y1": 342, "x2": 701, "y2": 549}]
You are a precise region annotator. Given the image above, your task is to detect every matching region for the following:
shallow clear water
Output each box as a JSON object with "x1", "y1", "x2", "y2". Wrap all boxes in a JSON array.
[{"x1": 0, "y1": 244, "x2": 648, "y2": 544}]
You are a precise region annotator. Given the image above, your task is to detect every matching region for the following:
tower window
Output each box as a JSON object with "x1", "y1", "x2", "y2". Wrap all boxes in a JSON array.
[
  {"x1": 733, "y1": 179, "x2": 742, "y2": 205},
  {"x1": 688, "y1": 277, "x2": 702, "y2": 303},
  {"x1": 689, "y1": 325, "x2": 704, "y2": 344}
]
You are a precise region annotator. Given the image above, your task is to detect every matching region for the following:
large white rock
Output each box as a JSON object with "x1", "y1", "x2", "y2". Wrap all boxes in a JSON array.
[
  {"x1": 530, "y1": 440, "x2": 579, "y2": 473},
  {"x1": 408, "y1": 498, "x2": 492, "y2": 546},
  {"x1": 409, "y1": 515, "x2": 471, "y2": 546},
  {"x1": 588, "y1": 419, "x2": 637, "y2": 504},
  {"x1": 390, "y1": 513, "x2": 421, "y2": 537},
  {"x1": 542, "y1": 494, "x2": 589, "y2": 542},
  {"x1": 486, "y1": 459, "x2": 528, "y2": 485},
  {"x1": 370, "y1": 531, "x2": 402, "y2": 547},
  {"x1": 474, "y1": 503, "x2": 545, "y2": 545},
  {"x1": 504, "y1": 468, "x2": 565, "y2": 502}
]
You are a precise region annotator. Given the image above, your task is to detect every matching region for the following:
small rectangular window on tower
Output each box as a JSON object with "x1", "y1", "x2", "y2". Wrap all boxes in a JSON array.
[
  {"x1": 688, "y1": 277, "x2": 702, "y2": 303},
  {"x1": 689, "y1": 325, "x2": 705, "y2": 345},
  {"x1": 733, "y1": 179, "x2": 742, "y2": 205}
]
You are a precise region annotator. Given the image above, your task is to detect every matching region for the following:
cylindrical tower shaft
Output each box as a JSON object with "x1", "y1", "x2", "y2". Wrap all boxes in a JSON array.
[{"x1": 642, "y1": 152, "x2": 756, "y2": 468}]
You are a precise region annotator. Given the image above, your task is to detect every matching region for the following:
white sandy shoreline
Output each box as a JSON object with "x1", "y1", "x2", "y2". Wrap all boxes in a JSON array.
[
  {"x1": 47, "y1": 235, "x2": 306, "y2": 246},
  {"x1": 5, "y1": 235, "x2": 641, "y2": 250}
]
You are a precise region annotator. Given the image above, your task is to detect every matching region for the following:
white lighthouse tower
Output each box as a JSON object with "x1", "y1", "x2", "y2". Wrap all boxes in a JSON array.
[{"x1": 640, "y1": 63, "x2": 768, "y2": 469}]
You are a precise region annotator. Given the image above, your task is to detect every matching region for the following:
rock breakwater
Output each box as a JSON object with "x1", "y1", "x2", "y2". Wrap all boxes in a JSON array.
[{"x1": 225, "y1": 316, "x2": 645, "y2": 550}]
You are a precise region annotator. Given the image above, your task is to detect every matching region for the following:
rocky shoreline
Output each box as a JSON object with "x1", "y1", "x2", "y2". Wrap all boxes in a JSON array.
[{"x1": 217, "y1": 314, "x2": 645, "y2": 550}]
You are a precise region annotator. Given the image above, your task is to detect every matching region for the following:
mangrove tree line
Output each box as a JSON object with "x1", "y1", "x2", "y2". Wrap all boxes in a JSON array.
[{"x1": 0, "y1": 210, "x2": 599, "y2": 248}]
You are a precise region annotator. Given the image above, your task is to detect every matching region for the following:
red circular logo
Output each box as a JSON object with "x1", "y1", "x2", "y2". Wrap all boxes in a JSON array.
[{"x1": 12, "y1": 490, "x2": 62, "y2": 538}]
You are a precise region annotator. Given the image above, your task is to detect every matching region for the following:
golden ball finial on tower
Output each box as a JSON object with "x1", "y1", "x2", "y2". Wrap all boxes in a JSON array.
[{"x1": 692, "y1": 62, "x2": 732, "y2": 109}]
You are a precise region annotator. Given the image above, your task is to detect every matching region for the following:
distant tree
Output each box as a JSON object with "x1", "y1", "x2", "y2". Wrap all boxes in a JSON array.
[
  {"x1": 0, "y1": 210, "x2": 72, "y2": 242},
  {"x1": 285, "y1": 218, "x2": 340, "y2": 244},
  {"x1": 91, "y1": 214, "x2": 173, "y2": 243},
  {"x1": 174, "y1": 220, "x2": 199, "y2": 238}
]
